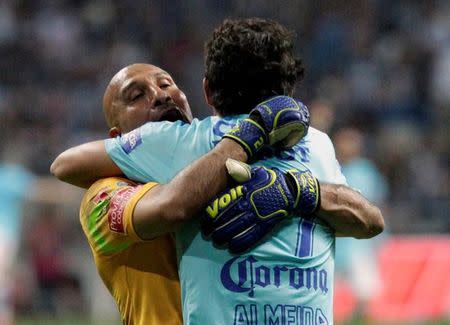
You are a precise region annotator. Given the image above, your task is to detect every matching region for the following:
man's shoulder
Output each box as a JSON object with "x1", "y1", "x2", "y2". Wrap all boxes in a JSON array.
[
  {"x1": 140, "y1": 116, "x2": 216, "y2": 131},
  {"x1": 82, "y1": 177, "x2": 138, "y2": 206},
  {"x1": 136, "y1": 117, "x2": 218, "y2": 143},
  {"x1": 306, "y1": 127, "x2": 335, "y2": 156},
  {"x1": 307, "y1": 127, "x2": 332, "y2": 145},
  {"x1": 306, "y1": 127, "x2": 347, "y2": 184}
]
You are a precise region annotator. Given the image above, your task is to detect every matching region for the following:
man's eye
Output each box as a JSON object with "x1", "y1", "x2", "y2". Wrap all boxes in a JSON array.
[
  {"x1": 160, "y1": 83, "x2": 171, "y2": 89},
  {"x1": 131, "y1": 92, "x2": 143, "y2": 101}
]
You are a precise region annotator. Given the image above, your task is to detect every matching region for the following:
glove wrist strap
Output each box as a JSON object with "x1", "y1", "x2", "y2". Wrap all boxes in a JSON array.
[
  {"x1": 286, "y1": 170, "x2": 320, "y2": 216},
  {"x1": 222, "y1": 118, "x2": 266, "y2": 158}
]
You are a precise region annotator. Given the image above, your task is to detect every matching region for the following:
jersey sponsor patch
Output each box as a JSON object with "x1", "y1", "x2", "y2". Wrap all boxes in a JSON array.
[
  {"x1": 120, "y1": 128, "x2": 142, "y2": 154},
  {"x1": 92, "y1": 187, "x2": 110, "y2": 204},
  {"x1": 108, "y1": 185, "x2": 142, "y2": 234}
]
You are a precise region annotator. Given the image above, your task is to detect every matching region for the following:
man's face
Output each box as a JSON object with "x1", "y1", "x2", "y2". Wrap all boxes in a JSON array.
[{"x1": 108, "y1": 64, "x2": 193, "y2": 134}]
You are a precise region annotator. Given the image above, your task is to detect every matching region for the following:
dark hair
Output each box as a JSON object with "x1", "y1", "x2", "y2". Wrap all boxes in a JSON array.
[{"x1": 204, "y1": 18, "x2": 304, "y2": 116}]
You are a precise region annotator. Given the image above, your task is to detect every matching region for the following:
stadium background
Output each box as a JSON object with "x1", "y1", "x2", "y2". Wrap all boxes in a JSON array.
[{"x1": 1, "y1": 0, "x2": 449, "y2": 324}]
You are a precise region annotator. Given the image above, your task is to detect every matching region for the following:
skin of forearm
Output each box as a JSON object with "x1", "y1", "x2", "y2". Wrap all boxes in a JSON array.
[
  {"x1": 150, "y1": 139, "x2": 247, "y2": 224},
  {"x1": 51, "y1": 141, "x2": 123, "y2": 188},
  {"x1": 315, "y1": 184, "x2": 385, "y2": 239}
]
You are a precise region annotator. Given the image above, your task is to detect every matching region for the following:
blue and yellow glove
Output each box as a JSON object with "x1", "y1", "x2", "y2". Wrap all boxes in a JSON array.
[
  {"x1": 201, "y1": 159, "x2": 320, "y2": 253},
  {"x1": 223, "y1": 96, "x2": 309, "y2": 158}
]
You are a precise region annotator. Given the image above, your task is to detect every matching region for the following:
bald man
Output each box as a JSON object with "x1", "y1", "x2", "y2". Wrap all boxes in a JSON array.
[
  {"x1": 70, "y1": 64, "x2": 247, "y2": 325},
  {"x1": 54, "y1": 63, "x2": 313, "y2": 325}
]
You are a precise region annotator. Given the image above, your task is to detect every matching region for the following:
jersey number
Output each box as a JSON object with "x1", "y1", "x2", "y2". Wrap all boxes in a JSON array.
[{"x1": 295, "y1": 219, "x2": 315, "y2": 257}]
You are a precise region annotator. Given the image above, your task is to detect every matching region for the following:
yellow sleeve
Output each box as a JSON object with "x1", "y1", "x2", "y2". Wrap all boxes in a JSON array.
[{"x1": 79, "y1": 177, "x2": 158, "y2": 256}]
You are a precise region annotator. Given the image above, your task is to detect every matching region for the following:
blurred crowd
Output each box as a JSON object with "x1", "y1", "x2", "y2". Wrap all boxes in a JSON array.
[{"x1": 0, "y1": 0, "x2": 449, "y2": 321}]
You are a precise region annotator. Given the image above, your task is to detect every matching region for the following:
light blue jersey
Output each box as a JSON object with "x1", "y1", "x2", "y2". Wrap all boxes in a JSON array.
[
  {"x1": 0, "y1": 163, "x2": 34, "y2": 241},
  {"x1": 105, "y1": 115, "x2": 346, "y2": 325}
]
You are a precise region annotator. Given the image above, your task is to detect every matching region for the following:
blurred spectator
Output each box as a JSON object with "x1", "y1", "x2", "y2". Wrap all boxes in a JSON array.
[
  {"x1": 334, "y1": 127, "x2": 389, "y2": 203},
  {"x1": 308, "y1": 98, "x2": 336, "y2": 134},
  {"x1": 26, "y1": 211, "x2": 67, "y2": 315},
  {"x1": 0, "y1": 139, "x2": 35, "y2": 324},
  {"x1": 0, "y1": 135, "x2": 84, "y2": 321},
  {"x1": 333, "y1": 126, "x2": 388, "y2": 318},
  {"x1": 0, "y1": 163, "x2": 34, "y2": 325}
]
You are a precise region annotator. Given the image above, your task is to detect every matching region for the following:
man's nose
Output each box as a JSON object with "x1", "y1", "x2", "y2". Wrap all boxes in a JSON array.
[{"x1": 153, "y1": 88, "x2": 171, "y2": 107}]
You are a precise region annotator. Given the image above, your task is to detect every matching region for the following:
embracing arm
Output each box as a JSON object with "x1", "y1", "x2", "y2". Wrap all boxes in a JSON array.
[
  {"x1": 316, "y1": 183, "x2": 384, "y2": 239},
  {"x1": 52, "y1": 137, "x2": 247, "y2": 239},
  {"x1": 52, "y1": 138, "x2": 247, "y2": 239},
  {"x1": 132, "y1": 139, "x2": 246, "y2": 238},
  {"x1": 200, "y1": 161, "x2": 385, "y2": 252},
  {"x1": 50, "y1": 140, "x2": 121, "y2": 188}
]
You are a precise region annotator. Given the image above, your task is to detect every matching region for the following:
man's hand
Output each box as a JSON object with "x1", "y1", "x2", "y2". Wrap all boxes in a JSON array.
[
  {"x1": 201, "y1": 159, "x2": 320, "y2": 253},
  {"x1": 223, "y1": 96, "x2": 309, "y2": 158}
]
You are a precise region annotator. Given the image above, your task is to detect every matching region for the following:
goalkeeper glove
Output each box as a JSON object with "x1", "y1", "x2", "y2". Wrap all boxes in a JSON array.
[
  {"x1": 202, "y1": 159, "x2": 320, "y2": 253},
  {"x1": 223, "y1": 96, "x2": 309, "y2": 159}
]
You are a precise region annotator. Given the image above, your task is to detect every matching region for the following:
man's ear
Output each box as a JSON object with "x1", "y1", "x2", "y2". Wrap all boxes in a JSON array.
[
  {"x1": 203, "y1": 78, "x2": 214, "y2": 108},
  {"x1": 109, "y1": 126, "x2": 121, "y2": 138}
]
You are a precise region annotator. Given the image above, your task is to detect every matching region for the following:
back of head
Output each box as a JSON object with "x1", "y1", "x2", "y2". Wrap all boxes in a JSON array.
[{"x1": 204, "y1": 18, "x2": 304, "y2": 116}]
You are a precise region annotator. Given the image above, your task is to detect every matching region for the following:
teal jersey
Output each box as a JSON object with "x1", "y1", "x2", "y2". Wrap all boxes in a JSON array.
[
  {"x1": 105, "y1": 115, "x2": 346, "y2": 325},
  {"x1": 0, "y1": 163, "x2": 34, "y2": 240}
]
